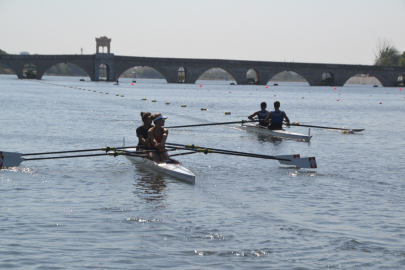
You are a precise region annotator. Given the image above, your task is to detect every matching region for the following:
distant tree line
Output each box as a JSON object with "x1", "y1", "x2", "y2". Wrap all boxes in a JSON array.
[
  {"x1": 45, "y1": 63, "x2": 88, "y2": 77},
  {"x1": 120, "y1": 67, "x2": 164, "y2": 79},
  {"x1": 0, "y1": 49, "x2": 14, "y2": 74}
]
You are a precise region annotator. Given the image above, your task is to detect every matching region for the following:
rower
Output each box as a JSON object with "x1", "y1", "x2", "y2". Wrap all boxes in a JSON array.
[
  {"x1": 148, "y1": 113, "x2": 170, "y2": 163},
  {"x1": 248, "y1": 102, "x2": 269, "y2": 126},
  {"x1": 264, "y1": 101, "x2": 290, "y2": 130},
  {"x1": 136, "y1": 112, "x2": 154, "y2": 159}
]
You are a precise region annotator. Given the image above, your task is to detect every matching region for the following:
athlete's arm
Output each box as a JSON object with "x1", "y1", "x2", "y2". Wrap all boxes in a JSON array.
[
  {"x1": 137, "y1": 134, "x2": 150, "y2": 147},
  {"x1": 248, "y1": 111, "x2": 259, "y2": 120},
  {"x1": 158, "y1": 128, "x2": 169, "y2": 148},
  {"x1": 284, "y1": 113, "x2": 290, "y2": 123},
  {"x1": 148, "y1": 129, "x2": 158, "y2": 148}
]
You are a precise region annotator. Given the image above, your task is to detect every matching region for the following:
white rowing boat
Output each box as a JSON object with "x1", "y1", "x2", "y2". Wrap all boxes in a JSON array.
[
  {"x1": 238, "y1": 124, "x2": 312, "y2": 142},
  {"x1": 124, "y1": 148, "x2": 195, "y2": 184},
  {"x1": 1, "y1": 147, "x2": 317, "y2": 182}
]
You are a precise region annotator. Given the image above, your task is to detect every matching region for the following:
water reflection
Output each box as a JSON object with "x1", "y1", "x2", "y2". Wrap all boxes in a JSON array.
[
  {"x1": 256, "y1": 134, "x2": 283, "y2": 145},
  {"x1": 256, "y1": 133, "x2": 311, "y2": 145},
  {"x1": 131, "y1": 164, "x2": 167, "y2": 204}
]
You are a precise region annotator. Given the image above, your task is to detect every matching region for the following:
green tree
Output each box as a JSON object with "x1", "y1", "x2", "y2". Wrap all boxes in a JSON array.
[
  {"x1": 399, "y1": 52, "x2": 405, "y2": 67},
  {"x1": 374, "y1": 39, "x2": 400, "y2": 66},
  {"x1": 0, "y1": 49, "x2": 8, "y2": 55},
  {"x1": 25, "y1": 70, "x2": 37, "y2": 79}
]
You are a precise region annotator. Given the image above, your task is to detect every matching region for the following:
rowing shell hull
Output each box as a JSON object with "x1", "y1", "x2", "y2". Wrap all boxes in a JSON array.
[
  {"x1": 239, "y1": 124, "x2": 312, "y2": 142},
  {"x1": 125, "y1": 149, "x2": 195, "y2": 184}
]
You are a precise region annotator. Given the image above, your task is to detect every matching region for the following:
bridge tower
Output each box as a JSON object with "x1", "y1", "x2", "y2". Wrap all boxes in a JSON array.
[{"x1": 95, "y1": 36, "x2": 114, "y2": 81}]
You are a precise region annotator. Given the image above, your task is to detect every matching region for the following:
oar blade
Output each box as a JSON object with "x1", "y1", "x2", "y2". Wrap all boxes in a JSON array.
[
  {"x1": 0, "y1": 151, "x2": 24, "y2": 169},
  {"x1": 276, "y1": 154, "x2": 317, "y2": 169},
  {"x1": 276, "y1": 154, "x2": 301, "y2": 166},
  {"x1": 291, "y1": 157, "x2": 317, "y2": 169}
]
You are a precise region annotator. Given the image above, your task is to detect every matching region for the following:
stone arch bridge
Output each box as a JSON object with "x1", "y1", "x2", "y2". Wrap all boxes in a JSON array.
[{"x1": 1, "y1": 53, "x2": 404, "y2": 87}]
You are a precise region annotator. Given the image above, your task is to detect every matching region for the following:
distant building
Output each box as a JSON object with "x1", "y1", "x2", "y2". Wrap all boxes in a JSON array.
[{"x1": 20, "y1": 51, "x2": 30, "y2": 55}]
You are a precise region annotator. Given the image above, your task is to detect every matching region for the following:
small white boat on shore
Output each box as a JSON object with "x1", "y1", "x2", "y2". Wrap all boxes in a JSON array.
[
  {"x1": 238, "y1": 123, "x2": 312, "y2": 142},
  {"x1": 125, "y1": 148, "x2": 195, "y2": 183}
]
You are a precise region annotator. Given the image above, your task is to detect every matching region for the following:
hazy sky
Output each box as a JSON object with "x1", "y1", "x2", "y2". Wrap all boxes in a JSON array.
[{"x1": 1, "y1": 0, "x2": 403, "y2": 65}]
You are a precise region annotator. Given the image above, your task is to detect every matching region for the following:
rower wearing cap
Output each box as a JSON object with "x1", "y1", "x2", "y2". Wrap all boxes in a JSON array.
[
  {"x1": 264, "y1": 101, "x2": 290, "y2": 130},
  {"x1": 148, "y1": 113, "x2": 170, "y2": 163},
  {"x1": 248, "y1": 102, "x2": 270, "y2": 126}
]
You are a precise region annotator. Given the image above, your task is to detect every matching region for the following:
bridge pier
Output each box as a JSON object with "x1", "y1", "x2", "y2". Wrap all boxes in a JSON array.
[{"x1": 95, "y1": 53, "x2": 115, "y2": 81}]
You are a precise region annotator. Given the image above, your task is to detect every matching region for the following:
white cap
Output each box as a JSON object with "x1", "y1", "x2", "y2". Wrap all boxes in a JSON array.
[{"x1": 153, "y1": 115, "x2": 167, "y2": 123}]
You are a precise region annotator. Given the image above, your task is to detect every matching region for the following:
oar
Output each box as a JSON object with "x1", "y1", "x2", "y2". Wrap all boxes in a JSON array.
[
  {"x1": 169, "y1": 151, "x2": 198, "y2": 157},
  {"x1": 24, "y1": 153, "x2": 112, "y2": 161},
  {"x1": 166, "y1": 143, "x2": 285, "y2": 160},
  {"x1": 0, "y1": 149, "x2": 154, "y2": 168},
  {"x1": 165, "y1": 120, "x2": 258, "y2": 129},
  {"x1": 22, "y1": 146, "x2": 141, "y2": 156},
  {"x1": 286, "y1": 122, "x2": 364, "y2": 132},
  {"x1": 165, "y1": 142, "x2": 317, "y2": 168}
]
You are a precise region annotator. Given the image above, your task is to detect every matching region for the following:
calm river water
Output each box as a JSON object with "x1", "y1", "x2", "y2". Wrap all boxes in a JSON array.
[{"x1": 1, "y1": 75, "x2": 404, "y2": 269}]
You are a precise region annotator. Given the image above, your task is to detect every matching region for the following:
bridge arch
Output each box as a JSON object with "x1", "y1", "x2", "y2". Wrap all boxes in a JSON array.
[
  {"x1": 98, "y1": 63, "x2": 109, "y2": 81},
  {"x1": 0, "y1": 63, "x2": 17, "y2": 78},
  {"x1": 321, "y1": 71, "x2": 335, "y2": 86},
  {"x1": 23, "y1": 63, "x2": 37, "y2": 79},
  {"x1": 195, "y1": 67, "x2": 238, "y2": 83},
  {"x1": 397, "y1": 74, "x2": 405, "y2": 86},
  {"x1": 42, "y1": 63, "x2": 90, "y2": 78},
  {"x1": 267, "y1": 70, "x2": 312, "y2": 85},
  {"x1": 36, "y1": 61, "x2": 94, "y2": 80},
  {"x1": 342, "y1": 73, "x2": 385, "y2": 86},
  {"x1": 178, "y1": 67, "x2": 186, "y2": 83},
  {"x1": 117, "y1": 66, "x2": 165, "y2": 81},
  {"x1": 246, "y1": 68, "x2": 259, "y2": 84}
]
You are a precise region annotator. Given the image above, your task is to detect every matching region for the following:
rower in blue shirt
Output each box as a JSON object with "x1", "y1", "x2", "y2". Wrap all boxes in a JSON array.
[
  {"x1": 248, "y1": 102, "x2": 270, "y2": 126},
  {"x1": 264, "y1": 101, "x2": 290, "y2": 130}
]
